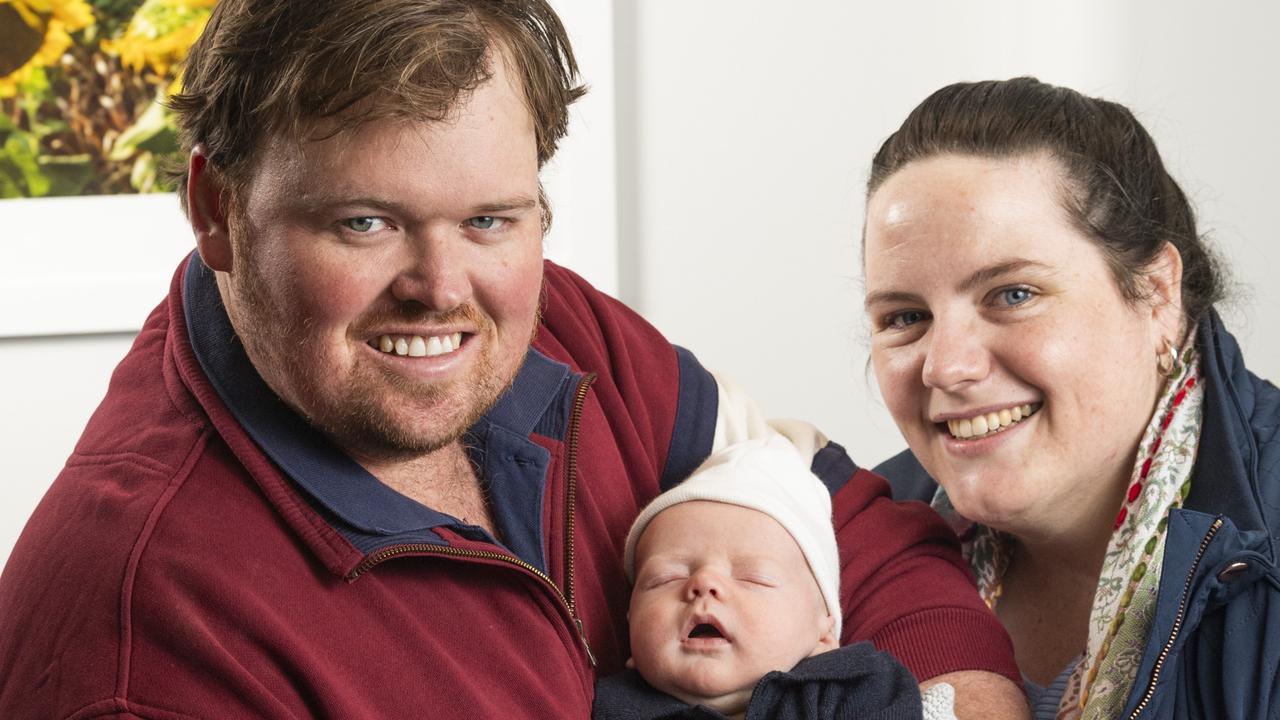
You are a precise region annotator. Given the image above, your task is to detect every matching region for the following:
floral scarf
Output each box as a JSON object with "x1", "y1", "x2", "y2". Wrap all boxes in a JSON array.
[{"x1": 932, "y1": 346, "x2": 1204, "y2": 720}]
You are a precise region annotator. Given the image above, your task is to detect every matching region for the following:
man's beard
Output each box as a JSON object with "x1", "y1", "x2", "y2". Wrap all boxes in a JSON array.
[{"x1": 227, "y1": 252, "x2": 527, "y2": 463}]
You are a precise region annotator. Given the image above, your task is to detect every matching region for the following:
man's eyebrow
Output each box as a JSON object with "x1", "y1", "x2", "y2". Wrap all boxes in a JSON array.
[
  {"x1": 864, "y1": 259, "x2": 1051, "y2": 310},
  {"x1": 471, "y1": 194, "x2": 539, "y2": 215},
  {"x1": 287, "y1": 193, "x2": 540, "y2": 216},
  {"x1": 289, "y1": 193, "x2": 403, "y2": 214}
]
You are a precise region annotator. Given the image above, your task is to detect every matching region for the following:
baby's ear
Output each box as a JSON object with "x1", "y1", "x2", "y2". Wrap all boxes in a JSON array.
[{"x1": 812, "y1": 613, "x2": 839, "y2": 656}]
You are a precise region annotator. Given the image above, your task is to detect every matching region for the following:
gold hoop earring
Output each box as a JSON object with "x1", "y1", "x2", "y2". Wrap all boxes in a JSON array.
[{"x1": 1158, "y1": 337, "x2": 1177, "y2": 377}]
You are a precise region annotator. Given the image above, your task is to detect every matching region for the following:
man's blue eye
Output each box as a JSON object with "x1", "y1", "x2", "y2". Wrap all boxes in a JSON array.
[
  {"x1": 468, "y1": 216, "x2": 503, "y2": 230},
  {"x1": 1001, "y1": 287, "x2": 1033, "y2": 306},
  {"x1": 342, "y1": 217, "x2": 382, "y2": 233}
]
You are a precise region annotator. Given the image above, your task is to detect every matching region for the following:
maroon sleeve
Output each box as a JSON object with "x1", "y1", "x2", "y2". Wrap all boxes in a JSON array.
[
  {"x1": 532, "y1": 261, "x2": 685, "y2": 490},
  {"x1": 835, "y1": 467, "x2": 1020, "y2": 683}
]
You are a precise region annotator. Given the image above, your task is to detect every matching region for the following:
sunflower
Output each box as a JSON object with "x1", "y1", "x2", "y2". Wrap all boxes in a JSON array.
[
  {"x1": 102, "y1": 0, "x2": 215, "y2": 78},
  {"x1": 0, "y1": 0, "x2": 95, "y2": 97}
]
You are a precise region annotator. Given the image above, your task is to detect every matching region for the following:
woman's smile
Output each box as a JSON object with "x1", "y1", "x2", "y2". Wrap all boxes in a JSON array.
[{"x1": 938, "y1": 402, "x2": 1042, "y2": 440}]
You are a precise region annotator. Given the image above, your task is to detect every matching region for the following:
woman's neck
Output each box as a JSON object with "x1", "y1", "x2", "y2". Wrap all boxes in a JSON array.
[{"x1": 992, "y1": 469, "x2": 1128, "y2": 684}]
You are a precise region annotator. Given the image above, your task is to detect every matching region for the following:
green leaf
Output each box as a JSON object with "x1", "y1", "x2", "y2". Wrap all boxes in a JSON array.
[
  {"x1": 16, "y1": 66, "x2": 50, "y2": 121},
  {"x1": 130, "y1": 151, "x2": 158, "y2": 193},
  {"x1": 109, "y1": 95, "x2": 172, "y2": 161},
  {"x1": 28, "y1": 119, "x2": 69, "y2": 140},
  {"x1": 0, "y1": 161, "x2": 25, "y2": 198},
  {"x1": 131, "y1": 0, "x2": 209, "y2": 37},
  {"x1": 3, "y1": 131, "x2": 50, "y2": 196},
  {"x1": 38, "y1": 154, "x2": 95, "y2": 196}
]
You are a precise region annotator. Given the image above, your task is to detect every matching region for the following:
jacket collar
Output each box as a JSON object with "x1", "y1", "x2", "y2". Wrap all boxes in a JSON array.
[
  {"x1": 180, "y1": 253, "x2": 571, "y2": 570},
  {"x1": 1183, "y1": 309, "x2": 1266, "y2": 534}
]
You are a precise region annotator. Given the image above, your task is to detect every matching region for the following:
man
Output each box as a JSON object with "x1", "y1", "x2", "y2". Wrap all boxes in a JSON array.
[{"x1": 0, "y1": 1, "x2": 1026, "y2": 717}]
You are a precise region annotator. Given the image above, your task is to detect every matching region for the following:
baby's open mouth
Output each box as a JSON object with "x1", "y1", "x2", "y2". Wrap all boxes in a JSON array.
[
  {"x1": 688, "y1": 623, "x2": 723, "y2": 639},
  {"x1": 944, "y1": 403, "x2": 1042, "y2": 440}
]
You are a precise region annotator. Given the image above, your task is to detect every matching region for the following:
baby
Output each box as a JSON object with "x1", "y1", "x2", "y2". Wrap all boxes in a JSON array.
[{"x1": 593, "y1": 435, "x2": 949, "y2": 720}]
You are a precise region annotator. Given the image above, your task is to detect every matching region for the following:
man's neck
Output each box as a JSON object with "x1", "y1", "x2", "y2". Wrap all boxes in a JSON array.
[{"x1": 359, "y1": 442, "x2": 498, "y2": 535}]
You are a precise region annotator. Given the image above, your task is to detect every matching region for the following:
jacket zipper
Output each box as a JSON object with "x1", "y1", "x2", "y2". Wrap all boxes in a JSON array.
[
  {"x1": 1126, "y1": 516, "x2": 1224, "y2": 719},
  {"x1": 564, "y1": 372, "x2": 597, "y2": 666},
  {"x1": 344, "y1": 372, "x2": 600, "y2": 668}
]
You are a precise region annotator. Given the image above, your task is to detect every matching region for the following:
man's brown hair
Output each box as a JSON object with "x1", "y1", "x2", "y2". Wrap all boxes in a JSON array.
[{"x1": 170, "y1": 0, "x2": 585, "y2": 214}]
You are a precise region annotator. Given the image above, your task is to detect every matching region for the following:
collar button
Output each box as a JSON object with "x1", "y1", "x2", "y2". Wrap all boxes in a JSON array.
[{"x1": 1217, "y1": 561, "x2": 1250, "y2": 582}]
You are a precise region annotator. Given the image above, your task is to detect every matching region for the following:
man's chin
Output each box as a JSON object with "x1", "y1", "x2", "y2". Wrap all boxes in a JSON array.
[
  {"x1": 313, "y1": 366, "x2": 520, "y2": 462},
  {"x1": 316, "y1": 400, "x2": 485, "y2": 462}
]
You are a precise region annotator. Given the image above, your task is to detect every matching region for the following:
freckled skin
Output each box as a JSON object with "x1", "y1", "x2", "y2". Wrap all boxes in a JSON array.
[
  {"x1": 628, "y1": 502, "x2": 837, "y2": 718},
  {"x1": 863, "y1": 153, "x2": 1181, "y2": 543}
]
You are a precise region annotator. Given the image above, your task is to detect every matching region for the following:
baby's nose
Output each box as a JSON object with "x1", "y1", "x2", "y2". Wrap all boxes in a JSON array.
[{"x1": 685, "y1": 568, "x2": 724, "y2": 600}]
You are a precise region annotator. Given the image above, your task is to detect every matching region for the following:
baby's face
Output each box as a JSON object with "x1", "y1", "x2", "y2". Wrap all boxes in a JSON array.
[{"x1": 627, "y1": 501, "x2": 837, "y2": 716}]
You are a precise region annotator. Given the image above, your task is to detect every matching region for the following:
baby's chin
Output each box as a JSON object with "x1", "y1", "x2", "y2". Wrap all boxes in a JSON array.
[
  {"x1": 635, "y1": 660, "x2": 754, "y2": 716},
  {"x1": 665, "y1": 682, "x2": 751, "y2": 718}
]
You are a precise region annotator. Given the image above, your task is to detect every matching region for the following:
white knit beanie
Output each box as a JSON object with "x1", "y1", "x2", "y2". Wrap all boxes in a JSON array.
[{"x1": 624, "y1": 435, "x2": 842, "y2": 638}]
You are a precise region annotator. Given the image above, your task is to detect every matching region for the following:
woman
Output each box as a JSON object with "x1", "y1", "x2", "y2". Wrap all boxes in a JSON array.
[{"x1": 862, "y1": 77, "x2": 1279, "y2": 720}]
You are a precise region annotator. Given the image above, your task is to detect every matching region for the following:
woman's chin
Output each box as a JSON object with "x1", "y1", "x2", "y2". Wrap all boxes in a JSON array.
[{"x1": 936, "y1": 476, "x2": 1036, "y2": 530}]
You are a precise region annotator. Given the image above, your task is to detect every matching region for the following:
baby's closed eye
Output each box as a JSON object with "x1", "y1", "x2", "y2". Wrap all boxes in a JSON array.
[
  {"x1": 732, "y1": 561, "x2": 783, "y2": 587},
  {"x1": 734, "y1": 574, "x2": 779, "y2": 588},
  {"x1": 638, "y1": 570, "x2": 687, "y2": 590}
]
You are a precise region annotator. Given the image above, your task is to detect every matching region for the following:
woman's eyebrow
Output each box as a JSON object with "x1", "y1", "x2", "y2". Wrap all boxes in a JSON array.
[
  {"x1": 864, "y1": 289, "x2": 921, "y2": 310},
  {"x1": 956, "y1": 259, "x2": 1051, "y2": 293}
]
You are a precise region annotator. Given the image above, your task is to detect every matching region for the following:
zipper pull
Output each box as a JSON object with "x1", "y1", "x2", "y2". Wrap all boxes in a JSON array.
[{"x1": 574, "y1": 616, "x2": 597, "y2": 667}]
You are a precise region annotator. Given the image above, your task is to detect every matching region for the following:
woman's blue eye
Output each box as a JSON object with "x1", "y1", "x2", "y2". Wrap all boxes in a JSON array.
[
  {"x1": 1000, "y1": 287, "x2": 1034, "y2": 306},
  {"x1": 888, "y1": 310, "x2": 926, "y2": 329},
  {"x1": 342, "y1": 217, "x2": 384, "y2": 233},
  {"x1": 467, "y1": 216, "x2": 504, "y2": 230}
]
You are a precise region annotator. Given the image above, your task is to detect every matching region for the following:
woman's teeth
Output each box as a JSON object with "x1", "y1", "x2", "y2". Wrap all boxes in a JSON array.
[
  {"x1": 372, "y1": 332, "x2": 463, "y2": 358},
  {"x1": 946, "y1": 403, "x2": 1041, "y2": 439}
]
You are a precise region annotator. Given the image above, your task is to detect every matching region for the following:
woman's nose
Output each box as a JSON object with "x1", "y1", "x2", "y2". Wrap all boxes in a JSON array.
[{"x1": 921, "y1": 318, "x2": 990, "y2": 391}]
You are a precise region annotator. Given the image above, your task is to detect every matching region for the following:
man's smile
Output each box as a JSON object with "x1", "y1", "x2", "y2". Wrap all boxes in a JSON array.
[{"x1": 369, "y1": 332, "x2": 466, "y2": 357}]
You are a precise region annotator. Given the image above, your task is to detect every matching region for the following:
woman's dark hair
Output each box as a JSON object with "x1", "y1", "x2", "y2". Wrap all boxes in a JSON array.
[{"x1": 868, "y1": 77, "x2": 1224, "y2": 327}]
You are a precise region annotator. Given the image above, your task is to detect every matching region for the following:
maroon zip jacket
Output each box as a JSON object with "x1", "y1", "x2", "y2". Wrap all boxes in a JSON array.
[{"x1": 0, "y1": 257, "x2": 1016, "y2": 719}]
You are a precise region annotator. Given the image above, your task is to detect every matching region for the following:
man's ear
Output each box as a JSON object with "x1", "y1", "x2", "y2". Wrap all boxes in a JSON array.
[
  {"x1": 625, "y1": 656, "x2": 635, "y2": 669},
  {"x1": 189, "y1": 146, "x2": 234, "y2": 272},
  {"x1": 1145, "y1": 241, "x2": 1185, "y2": 342}
]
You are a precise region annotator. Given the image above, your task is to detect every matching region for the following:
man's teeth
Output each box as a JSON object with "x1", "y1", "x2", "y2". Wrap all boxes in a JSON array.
[
  {"x1": 373, "y1": 332, "x2": 463, "y2": 358},
  {"x1": 947, "y1": 404, "x2": 1041, "y2": 439}
]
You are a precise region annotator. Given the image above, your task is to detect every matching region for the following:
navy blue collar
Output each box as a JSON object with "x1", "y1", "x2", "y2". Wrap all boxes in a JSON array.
[
  {"x1": 1184, "y1": 309, "x2": 1266, "y2": 533},
  {"x1": 181, "y1": 253, "x2": 572, "y2": 569}
]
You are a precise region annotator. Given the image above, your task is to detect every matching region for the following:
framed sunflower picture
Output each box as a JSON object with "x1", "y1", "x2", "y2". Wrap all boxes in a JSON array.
[{"x1": 0, "y1": 0, "x2": 213, "y2": 337}]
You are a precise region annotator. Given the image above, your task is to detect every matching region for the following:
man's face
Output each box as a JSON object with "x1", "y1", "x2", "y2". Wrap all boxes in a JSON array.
[
  {"x1": 218, "y1": 54, "x2": 544, "y2": 463},
  {"x1": 628, "y1": 501, "x2": 836, "y2": 717}
]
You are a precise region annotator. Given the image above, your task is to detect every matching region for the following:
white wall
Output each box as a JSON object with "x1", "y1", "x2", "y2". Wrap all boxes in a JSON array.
[{"x1": 616, "y1": 0, "x2": 1280, "y2": 470}]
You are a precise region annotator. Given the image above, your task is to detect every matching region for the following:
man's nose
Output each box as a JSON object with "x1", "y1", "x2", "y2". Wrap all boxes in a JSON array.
[
  {"x1": 920, "y1": 316, "x2": 991, "y2": 392},
  {"x1": 684, "y1": 568, "x2": 724, "y2": 601},
  {"x1": 389, "y1": 227, "x2": 472, "y2": 312}
]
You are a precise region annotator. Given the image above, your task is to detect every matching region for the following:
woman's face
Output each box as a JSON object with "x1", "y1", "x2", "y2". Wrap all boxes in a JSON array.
[{"x1": 864, "y1": 153, "x2": 1178, "y2": 536}]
